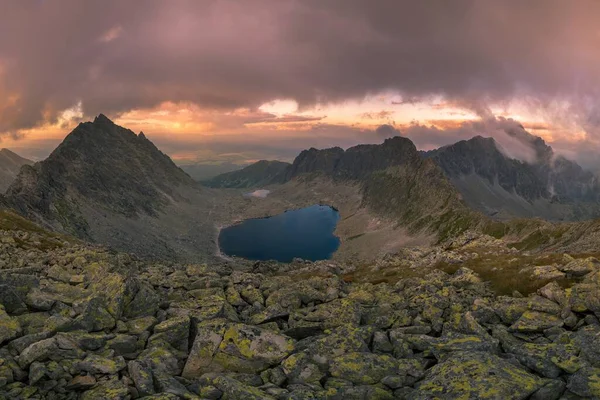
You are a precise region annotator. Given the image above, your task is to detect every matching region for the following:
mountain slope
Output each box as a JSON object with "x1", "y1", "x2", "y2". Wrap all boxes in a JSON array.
[
  {"x1": 0, "y1": 148, "x2": 33, "y2": 193},
  {"x1": 7, "y1": 114, "x2": 197, "y2": 235},
  {"x1": 425, "y1": 135, "x2": 600, "y2": 221},
  {"x1": 179, "y1": 162, "x2": 243, "y2": 181},
  {"x1": 203, "y1": 160, "x2": 290, "y2": 188},
  {"x1": 4, "y1": 115, "x2": 230, "y2": 261}
]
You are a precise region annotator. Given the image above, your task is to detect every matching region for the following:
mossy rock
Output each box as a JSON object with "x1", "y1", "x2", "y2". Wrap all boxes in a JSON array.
[
  {"x1": 567, "y1": 367, "x2": 600, "y2": 398},
  {"x1": 411, "y1": 351, "x2": 546, "y2": 400},
  {"x1": 0, "y1": 306, "x2": 21, "y2": 344},
  {"x1": 329, "y1": 352, "x2": 402, "y2": 385},
  {"x1": 80, "y1": 378, "x2": 129, "y2": 400},
  {"x1": 508, "y1": 311, "x2": 563, "y2": 333}
]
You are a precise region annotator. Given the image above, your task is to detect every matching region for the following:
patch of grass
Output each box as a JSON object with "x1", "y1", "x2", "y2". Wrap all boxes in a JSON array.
[
  {"x1": 434, "y1": 250, "x2": 593, "y2": 296},
  {"x1": 287, "y1": 271, "x2": 334, "y2": 282},
  {"x1": 0, "y1": 209, "x2": 73, "y2": 250},
  {"x1": 482, "y1": 221, "x2": 508, "y2": 239},
  {"x1": 339, "y1": 244, "x2": 597, "y2": 296}
]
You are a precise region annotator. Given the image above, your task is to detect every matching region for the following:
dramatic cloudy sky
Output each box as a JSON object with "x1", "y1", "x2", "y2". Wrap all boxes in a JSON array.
[{"x1": 1, "y1": 1, "x2": 600, "y2": 167}]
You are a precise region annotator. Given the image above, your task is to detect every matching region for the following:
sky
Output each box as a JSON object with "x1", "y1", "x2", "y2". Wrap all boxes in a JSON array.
[{"x1": 1, "y1": 1, "x2": 600, "y2": 167}]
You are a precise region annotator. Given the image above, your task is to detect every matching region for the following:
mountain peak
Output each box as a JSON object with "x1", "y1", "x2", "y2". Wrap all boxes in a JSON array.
[
  {"x1": 0, "y1": 148, "x2": 16, "y2": 156},
  {"x1": 6, "y1": 118, "x2": 197, "y2": 237},
  {"x1": 93, "y1": 113, "x2": 114, "y2": 125}
]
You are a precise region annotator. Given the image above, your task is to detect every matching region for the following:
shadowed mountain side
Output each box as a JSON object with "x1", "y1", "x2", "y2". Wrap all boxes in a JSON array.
[
  {"x1": 203, "y1": 160, "x2": 290, "y2": 188},
  {"x1": 0, "y1": 149, "x2": 33, "y2": 193}
]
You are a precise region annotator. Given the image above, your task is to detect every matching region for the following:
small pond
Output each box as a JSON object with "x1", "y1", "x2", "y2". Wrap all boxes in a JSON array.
[{"x1": 219, "y1": 205, "x2": 340, "y2": 262}]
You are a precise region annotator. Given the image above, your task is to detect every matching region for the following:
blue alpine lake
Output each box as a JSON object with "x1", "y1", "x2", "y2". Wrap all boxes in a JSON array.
[{"x1": 218, "y1": 205, "x2": 340, "y2": 262}]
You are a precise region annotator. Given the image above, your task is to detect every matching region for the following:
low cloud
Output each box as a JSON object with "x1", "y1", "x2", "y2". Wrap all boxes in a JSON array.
[{"x1": 374, "y1": 118, "x2": 553, "y2": 164}]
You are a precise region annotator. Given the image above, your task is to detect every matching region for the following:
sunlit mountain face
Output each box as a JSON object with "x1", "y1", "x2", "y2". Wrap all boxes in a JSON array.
[{"x1": 1, "y1": 1, "x2": 600, "y2": 168}]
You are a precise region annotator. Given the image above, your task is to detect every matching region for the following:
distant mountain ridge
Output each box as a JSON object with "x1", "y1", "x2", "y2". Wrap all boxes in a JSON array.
[
  {"x1": 0, "y1": 148, "x2": 33, "y2": 193},
  {"x1": 203, "y1": 160, "x2": 290, "y2": 188},
  {"x1": 179, "y1": 162, "x2": 244, "y2": 181},
  {"x1": 424, "y1": 135, "x2": 600, "y2": 220}
]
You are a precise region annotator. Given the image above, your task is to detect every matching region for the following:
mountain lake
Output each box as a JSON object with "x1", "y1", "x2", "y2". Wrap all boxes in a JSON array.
[{"x1": 219, "y1": 205, "x2": 340, "y2": 262}]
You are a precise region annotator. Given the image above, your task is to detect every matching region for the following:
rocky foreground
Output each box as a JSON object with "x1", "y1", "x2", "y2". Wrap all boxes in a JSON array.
[{"x1": 0, "y1": 219, "x2": 599, "y2": 399}]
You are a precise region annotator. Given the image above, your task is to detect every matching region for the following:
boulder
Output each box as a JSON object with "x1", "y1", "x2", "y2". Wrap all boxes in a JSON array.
[
  {"x1": 281, "y1": 351, "x2": 325, "y2": 384},
  {"x1": 197, "y1": 374, "x2": 275, "y2": 400},
  {"x1": 567, "y1": 367, "x2": 600, "y2": 398},
  {"x1": 17, "y1": 337, "x2": 84, "y2": 368},
  {"x1": 183, "y1": 322, "x2": 294, "y2": 377},
  {"x1": 508, "y1": 311, "x2": 563, "y2": 333},
  {"x1": 66, "y1": 375, "x2": 97, "y2": 391},
  {"x1": 126, "y1": 316, "x2": 157, "y2": 335},
  {"x1": 559, "y1": 257, "x2": 599, "y2": 276},
  {"x1": 493, "y1": 325, "x2": 582, "y2": 377},
  {"x1": 0, "y1": 306, "x2": 21, "y2": 344},
  {"x1": 123, "y1": 281, "x2": 160, "y2": 319},
  {"x1": 138, "y1": 345, "x2": 183, "y2": 376},
  {"x1": 25, "y1": 288, "x2": 56, "y2": 311},
  {"x1": 72, "y1": 297, "x2": 116, "y2": 332},
  {"x1": 411, "y1": 351, "x2": 546, "y2": 400},
  {"x1": 74, "y1": 354, "x2": 126, "y2": 375},
  {"x1": 80, "y1": 378, "x2": 129, "y2": 400},
  {"x1": 572, "y1": 325, "x2": 600, "y2": 367},
  {"x1": 0, "y1": 285, "x2": 27, "y2": 314},
  {"x1": 329, "y1": 352, "x2": 410, "y2": 385},
  {"x1": 128, "y1": 360, "x2": 155, "y2": 397},
  {"x1": 528, "y1": 265, "x2": 565, "y2": 281},
  {"x1": 147, "y1": 316, "x2": 190, "y2": 353},
  {"x1": 288, "y1": 298, "x2": 361, "y2": 334}
]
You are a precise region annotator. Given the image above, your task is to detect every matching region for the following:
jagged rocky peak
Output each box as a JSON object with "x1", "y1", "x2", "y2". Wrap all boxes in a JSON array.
[
  {"x1": 287, "y1": 135, "x2": 421, "y2": 181},
  {"x1": 5, "y1": 114, "x2": 198, "y2": 236},
  {"x1": 426, "y1": 132, "x2": 600, "y2": 220}
]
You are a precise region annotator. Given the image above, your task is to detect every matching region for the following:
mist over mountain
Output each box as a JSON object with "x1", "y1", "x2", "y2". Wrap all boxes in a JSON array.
[
  {"x1": 424, "y1": 134, "x2": 600, "y2": 221},
  {"x1": 0, "y1": 148, "x2": 33, "y2": 193}
]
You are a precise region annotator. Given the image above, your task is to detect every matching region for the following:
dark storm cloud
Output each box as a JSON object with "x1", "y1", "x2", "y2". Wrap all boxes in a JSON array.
[{"x1": 1, "y1": 0, "x2": 600, "y2": 134}]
